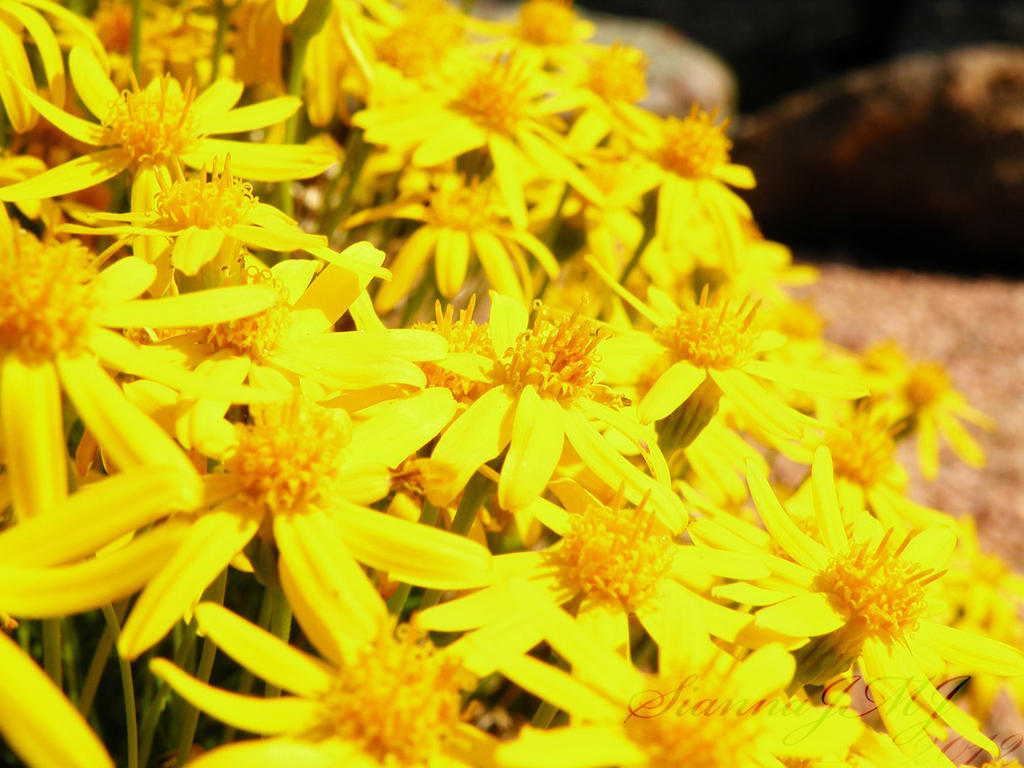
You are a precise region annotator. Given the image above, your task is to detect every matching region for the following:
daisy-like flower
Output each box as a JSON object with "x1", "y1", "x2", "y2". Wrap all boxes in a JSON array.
[
  {"x1": 632, "y1": 104, "x2": 756, "y2": 269},
  {"x1": 60, "y1": 158, "x2": 378, "y2": 277},
  {"x1": 487, "y1": 0, "x2": 596, "y2": 71},
  {"x1": 862, "y1": 342, "x2": 994, "y2": 480},
  {"x1": 424, "y1": 293, "x2": 685, "y2": 529},
  {"x1": 0, "y1": 47, "x2": 335, "y2": 206},
  {"x1": 354, "y1": 53, "x2": 600, "y2": 228},
  {"x1": 595, "y1": 264, "x2": 868, "y2": 441},
  {"x1": 149, "y1": 600, "x2": 513, "y2": 768},
  {"x1": 746, "y1": 447, "x2": 1024, "y2": 763},
  {"x1": 0, "y1": 629, "x2": 114, "y2": 768},
  {"x1": 489, "y1": 596, "x2": 860, "y2": 768},
  {"x1": 417, "y1": 483, "x2": 768, "y2": 656},
  {"x1": 155, "y1": 249, "x2": 443, "y2": 400},
  {"x1": 0, "y1": 215, "x2": 277, "y2": 520},
  {"x1": 0, "y1": 0, "x2": 105, "y2": 132},
  {"x1": 345, "y1": 173, "x2": 558, "y2": 309}
]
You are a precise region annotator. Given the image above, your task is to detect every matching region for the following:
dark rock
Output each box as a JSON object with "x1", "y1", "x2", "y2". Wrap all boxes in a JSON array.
[{"x1": 731, "y1": 46, "x2": 1024, "y2": 273}]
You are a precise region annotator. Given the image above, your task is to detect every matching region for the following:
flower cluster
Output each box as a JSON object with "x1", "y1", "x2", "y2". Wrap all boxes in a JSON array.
[{"x1": 0, "y1": 2, "x2": 1020, "y2": 768}]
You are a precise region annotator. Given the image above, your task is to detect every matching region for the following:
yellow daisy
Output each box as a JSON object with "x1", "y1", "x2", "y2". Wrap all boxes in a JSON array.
[
  {"x1": 0, "y1": 46, "x2": 335, "y2": 205},
  {"x1": 345, "y1": 172, "x2": 558, "y2": 309},
  {"x1": 0, "y1": 629, "x2": 114, "y2": 768},
  {"x1": 486, "y1": 0, "x2": 596, "y2": 71},
  {"x1": 746, "y1": 447, "x2": 1024, "y2": 763}
]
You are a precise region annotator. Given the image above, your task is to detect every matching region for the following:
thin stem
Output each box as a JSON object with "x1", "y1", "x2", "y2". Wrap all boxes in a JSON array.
[
  {"x1": 130, "y1": 0, "x2": 143, "y2": 78},
  {"x1": 100, "y1": 605, "x2": 138, "y2": 768},
  {"x1": 541, "y1": 184, "x2": 571, "y2": 248},
  {"x1": 530, "y1": 699, "x2": 559, "y2": 728},
  {"x1": 210, "y1": 0, "x2": 229, "y2": 83},
  {"x1": 618, "y1": 191, "x2": 657, "y2": 285},
  {"x1": 42, "y1": 618, "x2": 62, "y2": 688},
  {"x1": 322, "y1": 130, "x2": 371, "y2": 240},
  {"x1": 386, "y1": 501, "x2": 440, "y2": 616},
  {"x1": 264, "y1": 591, "x2": 293, "y2": 698},
  {"x1": 78, "y1": 601, "x2": 128, "y2": 718},
  {"x1": 174, "y1": 570, "x2": 228, "y2": 767},
  {"x1": 398, "y1": 270, "x2": 434, "y2": 327}
]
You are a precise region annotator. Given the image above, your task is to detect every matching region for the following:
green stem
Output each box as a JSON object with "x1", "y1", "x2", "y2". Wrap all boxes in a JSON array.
[
  {"x1": 42, "y1": 618, "x2": 62, "y2": 688},
  {"x1": 101, "y1": 605, "x2": 138, "y2": 768},
  {"x1": 618, "y1": 191, "x2": 657, "y2": 285},
  {"x1": 264, "y1": 591, "x2": 292, "y2": 699},
  {"x1": 398, "y1": 271, "x2": 434, "y2": 327},
  {"x1": 130, "y1": 0, "x2": 143, "y2": 78},
  {"x1": 530, "y1": 700, "x2": 559, "y2": 728},
  {"x1": 221, "y1": 588, "x2": 274, "y2": 744},
  {"x1": 78, "y1": 602, "x2": 128, "y2": 718},
  {"x1": 210, "y1": 0, "x2": 229, "y2": 83},
  {"x1": 174, "y1": 570, "x2": 228, "y2": 767},
  {"x1": 322, "y1": 130, "x2": 370, "y2": 241},
  {"x1": 541, "y1": 184, "x2": 571, "y2": 248},
  {"x1": 386, "y1": 502, "x2": 440, "y2": 616}
]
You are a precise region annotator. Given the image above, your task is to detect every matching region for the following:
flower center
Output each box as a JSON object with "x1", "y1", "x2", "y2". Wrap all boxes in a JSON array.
[
  {"x1": 814, "y1": 530, "x2": 939, "y2": 653},
  {"x1": 559, "y1": 494, "x2": 673, "y2": 611},
  {"x1": 103, "y1": 75, "x2": 200, "y2": 164},
  {"x1": 224, "y1": 399, "x2": 351, "y2": 513},
  {"x1": 93, "y1": 0, "x2": 133, "y2": 54},
  {"x1": 825, "y1": 410, "x2": 896, "y2": 488},
  {"x1": 314, "y1": 624, "x2": 466, "y2": 765},
  {"x1": 655, "y1": 287, "x2": 758, "y2": 370},
  {"x1": 199, "y1": 266, "x2": 289, "y2": 360},
  {"x1": 905, "y1": 362, "x2": 950, "y2": 410},
  {"x1": 519, "y1": 0, "x2": 576, "y2": 45},
  {"x1": 155, "y1": 159, "x2": 256, "y2": 230},
  {"x1": 456, "y1": 57, "x2": 531, "y2": 135},
  {"x1": 0, "y1": 232, "x2": 97, "y2": 362},
  {"x1": 658, "y1": 105, "x2": 732, "y2": 179},
  {"x1": 588, "y1": 44, "x2": 648, "y2": 104},
  {"x1": 377, "y1": 11, "x2": 462, "y2": 79},
  {"x1": 426, "y1": 180, "x2": 496, "y2": 231},
  {"x1": 415, "y1": 298, "x2": 495, "y2": 404},
  {"x1": 497, "y1": 306, "x2": 617, "y2": 406}
]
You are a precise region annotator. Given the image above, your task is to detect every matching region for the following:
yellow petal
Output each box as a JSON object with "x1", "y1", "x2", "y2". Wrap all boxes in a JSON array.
[
  {"x1": 348, "y1": 388, "x2": 456, "y2": 468},
  {"x1": 330, "y1": 500, "x2": 493, "y2": 589},
  {"x1": 201, "y1": 96, "x2": 301, "y2": 135},
  {"x1": 374, "y1": 226, "x2": 439, "y2": 312},
  {"x1": 916, "y1": 621, "x2": 1024, "y2": 677},
  {"x1": 435, "y1": 228, "x2": 470, "y2": 298},
  {"x1": 811, "y1": 446, "x2": 848, "y2": 554},
  {"x1": 744, "y1": 360, "x2": 869, "y2": 399},
  {"x1": 745, "y1": 461, "x2": 829, "y2": 570},
  {"x1": 97, "y1": 284, "x2": 278, "y2": 328},
  {"x1": 150, "y1": 658, "x2": 320, "y2": 735},
  {"x1": 488, "y1": 290, "x2": 528, "y2": 358},
  {"x1": 497, "y1": 725, "x2": 647, "y2": 768},
  {"x1": 0, "y1": 149, "x2": 129, "y2": 201},
  {"x1": 181, "y1": 138, "x2": 336, "y2": 182},
  {"x1": 637, "y1": 361, "x2": 705, "y2": 423},
  {"x1": 184, "y1": 738, "x2": 361, "y2": 768},
  {"x1": 0, "y1": 356, "x2": 66, "y2": 519},
  {"x1": 191, "y1": 79, "x2": 244, "y2": 117},
  {"x1": 498, "y1": 653, "x2": 620, "y2": 722},
  {"x1": 0, "y1": 632, "x2": 114, "y2": 768},
  {"x1": 488, "y1": 132, "x2": 528, "y2": 229},
  {"x1": 171, "y1": 227, "x2": 227, "y2": 275},
  {"x1": 415, "y1": 584, "x2": 512, "y2": 632},
  {"x1": 68, "y1": 46, "x2": 117, "y2": 121},
  {"x1": 91, "y1": 256, "x2": 156, "y2": 303},
  {"x1": 498, "y1": 386, "x2": 564, "y2": 511},
  {"x1": 0, "y1": 25, "x2": 39, "y2": 132},
  {"x1": 710, "y1": 368, "x2": 807, "y2": 439},
  {"x1": 472, "y1": 231, "x2": 525, "y2": 303},
  {"x1": 118, "y1": 505, "x2": 260, "y2": 660},
  {"x1": 753, "y1": 592, "x2": 846, "y2": 637}
]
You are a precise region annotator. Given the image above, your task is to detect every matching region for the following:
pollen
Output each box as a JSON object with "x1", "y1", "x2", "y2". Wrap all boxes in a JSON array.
[
  {"x1": 224, "y1": 398, "x2": 351, "y2": 514},
  {"x1": 558, "y1": 492, "x2": 673, "y2": 612},
  {"x1": 497, "y1": 304, "x2": 618, "y2": 406},
  {"x1": 905, "y1": 361, "x2": 951, "y2": 410},
  {"x1": 426, "y1": 178, "x2": 496, "y2": 232},
  {"x1": 377, "y1": 13, "x2": 462, "y2": 79},
  {"x1": 0, "y1": 231, "x2": 97, "y2": 362},
  {"x1": 199, "y1": 266, "x2": 289, "y2": 360},
  {"x1": 658, "y1": 104, "x2": 732, "y2": 179},
  {"x1": 154, "y1": 159, "x2": 256, "y2": 230},
  {"x1": 313, "y1": 623, "x2": 466, "y2": 765},
  {"x1": 415, "y1": 298, "x2": 494, "y2": 404},
  {"x1": 456, "y1": 57, "x2": 532, "y2": 135},
  {"x1": 102, "y1": 74, "x2": 200, "y2": 165},
  {"x1": 519, "y1": 0, "x2": 576, "y2": 46},
  {"x1": 815, "y1": 530, "x2": 940, "y2": 654},
  {"x1": 825, "y1": 409, "x2": 896, "y2": 488},
  {"x1": 655, "y1": 286, "x2": 758, "y2": 370},
  {"x1": 93, "y1": 0, "x2": 133, "y2": 54},
  {"x1": 587, "y1": 43, "x2": 648, "y2": 104}
]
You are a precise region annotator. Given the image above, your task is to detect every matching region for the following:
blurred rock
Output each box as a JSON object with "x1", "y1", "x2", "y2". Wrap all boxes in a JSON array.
[
  {"x1": 732, "y1": 46, "x2": 1024, "y2": 272},
  {"x1": 472, "y1": 0, "x2": 737, "y2": 114}
]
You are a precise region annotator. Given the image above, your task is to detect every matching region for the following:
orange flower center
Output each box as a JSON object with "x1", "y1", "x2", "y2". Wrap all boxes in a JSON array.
[
  {"x1": 378, "y1": 11, "x2": 462, "y2": 79},
  {"x1": 0, "y1": 232, "x2": 97, "y2": 361},
  {"x1": 655, "y1": 287, "x2": 758, "y2": 370},
  {"x1": 519, "y1": 0, "x2": 576, "y2": 45},
  {"x1": 416, "y1": 298, "x2": 494, "y2": 404},
  {"x1": 658, "y1": 105, "x2": 732, "y2": 179},
  {"x1": 155, "y1": 159, "x2": 256, "y2": 230},
  {"x1": 224, "y1": 398, "x2": 351, "y2": 513},
  {"x1": 905, "y1": 362, "x2": 950, "y2": 410},
  {"x1": 314, "y1": 624, "x2": 466, "y2": 765},
  {"x1": 103, "y1": 75, "x2": 200, "y2": 164},
  {"x1": 199, "y1": 266, "x2": 289, "y2": 360},
  {"x1": 426, "y1": 179, "x2": 497, "y2": 231},
  {"x1": 588, "y1": 44, "x2": 648, "y2": 104},
  {"x1": 93, "y1": 0, "x2": 133, "y2": 54},
  {"x1": 457, "y1": 58, "x2": 532, "y2": 135},
  {"x1": 559, "y1": 495, "x2": 673, "y2": 611},
  {"x1": 825, "y1": 410, "x2": 896, "y2": 488}
]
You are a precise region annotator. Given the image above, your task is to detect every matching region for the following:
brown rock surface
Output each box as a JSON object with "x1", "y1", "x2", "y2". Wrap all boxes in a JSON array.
[{"x1": 794, "y1": 261, "x2": 1024, "y2": 569}]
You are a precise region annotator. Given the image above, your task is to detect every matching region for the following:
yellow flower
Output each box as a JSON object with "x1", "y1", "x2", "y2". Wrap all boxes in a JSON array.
[
  {"x1": 60, "y1": 158, "x2": 375, "y2": 277},
  {"x1": 596, "y1": 269, "x2": 868, "y2": 441},
  {"x1": 746, "y1": 447, "x2": 1024, "y2": 763},
  {"x1": 0, "y1": 215, "x2": 275, "y2": 520},
  {"x1": 423, "y1": 293, "x2": 685, "y2": 528},
  {"x1": 346, "y1": 173, "x2": 558, "y2": 309},
  {"x1": 417, "y1": 483, "x2": 768, "y2": 656},
  {"x1": 0, "y1": 629, "x2": 114, "y2": 768},
  {"x1": 0, "y1": 47, "x2": 335, "y2": 205},
  {"x1": 354, "y1": 53, "x2": 600, "y2": 228},
  {"x1": 0, "y1": 0, "x2": 106, "y2": 132},
  {"x1": 150, "y1": 601, "x2": 504, "y2": 768},
  {"x1": 486, "y1": 0, "x2": 596, "y2": 71}
]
